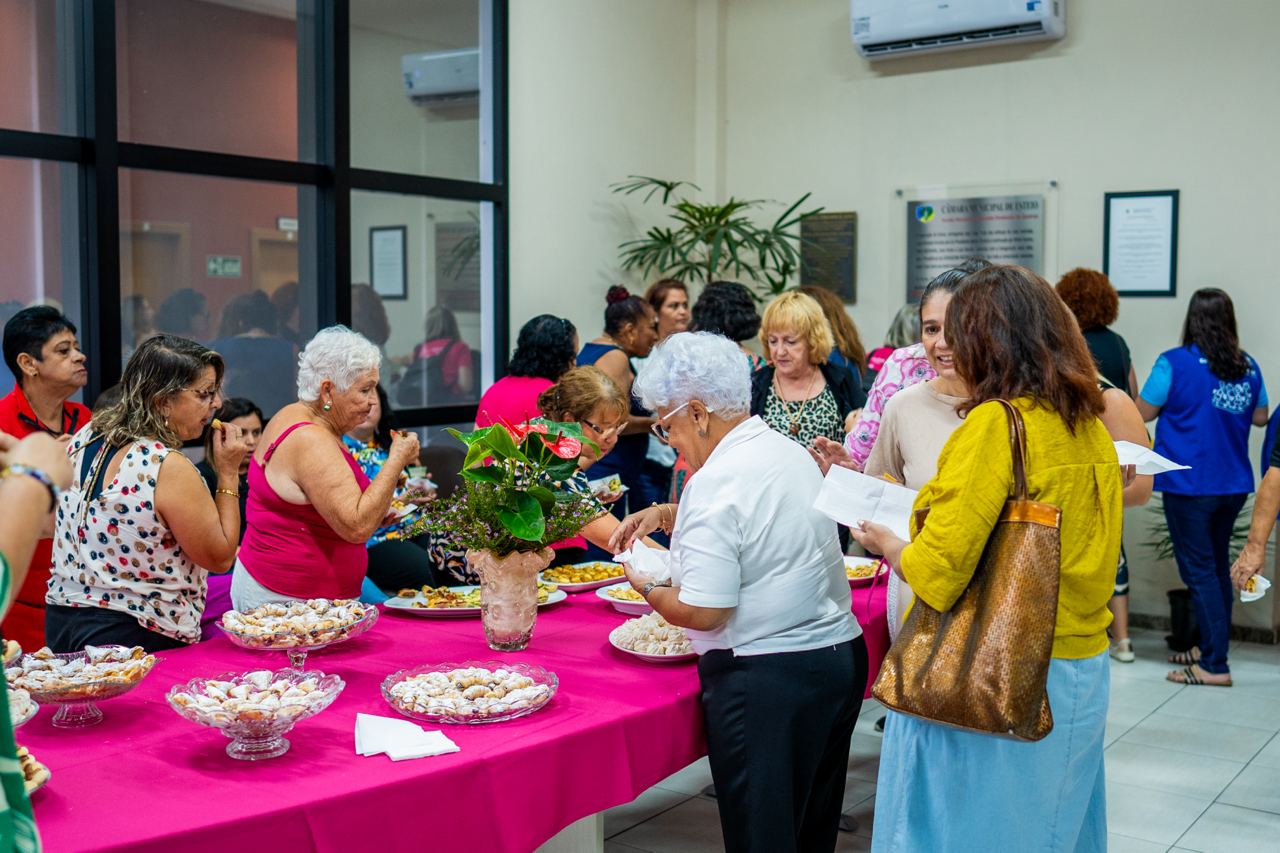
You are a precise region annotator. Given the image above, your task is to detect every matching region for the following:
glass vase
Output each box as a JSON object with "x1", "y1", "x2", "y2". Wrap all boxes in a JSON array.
[{"x1": 467, "y1": 547, "x2": 553, "y2": 651}]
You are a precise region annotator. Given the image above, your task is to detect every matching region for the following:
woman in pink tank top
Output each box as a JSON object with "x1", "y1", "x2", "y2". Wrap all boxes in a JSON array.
[{"x1": 232, "y1": 327, "x2": 420, "y2": 608}]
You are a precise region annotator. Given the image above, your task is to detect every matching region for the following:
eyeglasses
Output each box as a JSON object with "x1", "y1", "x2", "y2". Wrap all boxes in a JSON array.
[
  {"x1": 183, "y1": 386, "x2": 222, "y2": 405},
  {"x1": 582, "y1": 417, "x2": 628, "y2": 440},
  {"x1": 650, "y1": 401, "x2": 714, "y2": 445}
]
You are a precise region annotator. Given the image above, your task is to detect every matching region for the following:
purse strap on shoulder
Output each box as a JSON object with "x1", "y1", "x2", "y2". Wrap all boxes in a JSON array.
[{"x1": 994, "y1": 399, "x2": 1030, "y2": 501}]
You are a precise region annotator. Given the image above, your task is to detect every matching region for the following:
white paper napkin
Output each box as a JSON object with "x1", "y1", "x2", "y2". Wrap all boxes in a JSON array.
[
  {"x1": 354, "y1": 713, "x2": 459, "y2": 761},
  {"x1": 613, "y1": 539, "x2": 672, "y2": 581},
  {"x1": 813, "y1": 466, "x2": 918, "y2": 541},
  {"x1": 1114, "y1": 440, "x2": 1191, "y2": 476}
]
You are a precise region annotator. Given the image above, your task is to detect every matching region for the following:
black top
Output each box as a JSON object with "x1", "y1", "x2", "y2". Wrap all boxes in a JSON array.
[
  {"x1": 750, "y1": 361, "x2": 867, "y2": 424},
  {"x1": 197, "y1": 461, "x2": 249, "y2": 540},
  {"x1": 1083, "y1": 327, "x2": 1132, "y2": 393}
]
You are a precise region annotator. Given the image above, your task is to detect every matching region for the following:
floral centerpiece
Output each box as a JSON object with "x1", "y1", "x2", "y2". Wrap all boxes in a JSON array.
[{"x1": 414, "y1": 419, "x2": 601, "y2": 650}]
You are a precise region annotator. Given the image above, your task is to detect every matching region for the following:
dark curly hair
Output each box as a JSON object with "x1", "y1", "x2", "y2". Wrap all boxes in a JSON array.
[
  {"x1": 1055, "y1": 268, "x2": 1119, "y2": 330},
  {"x1": 1182, "y1": 288, "x2": 1249, "y2": 382},
  {"x1": 603, "y1": 285, "x2": 652, "y2": 335},
  {"x1": 691, "y1": 281, "x2": 760, "y2": 343},
  {"x1": 507, "y1": 314, "x2": 578, "y2": 381}
]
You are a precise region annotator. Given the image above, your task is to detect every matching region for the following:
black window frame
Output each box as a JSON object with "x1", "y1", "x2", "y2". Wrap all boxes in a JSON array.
[{"x1": 0, "y1": 0, "x2": 509, "y2": 429}]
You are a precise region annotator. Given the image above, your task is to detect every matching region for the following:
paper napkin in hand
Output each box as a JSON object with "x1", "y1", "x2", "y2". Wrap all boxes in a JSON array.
[
  {"x1": 1113, "y1": 440, "x2": 1191, "y2": 476},
  {"x1": 813, "y1": 466, "x2": 918, "y2": 541},
  {"x1": 355, "y1": 713, "x2": 459, "y2": 760},
  {"x1": 613, "y1": 539, "x2": 671, "y2": 582}
]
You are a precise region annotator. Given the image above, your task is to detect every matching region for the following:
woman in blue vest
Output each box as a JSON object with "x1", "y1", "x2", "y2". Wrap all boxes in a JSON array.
[{"x1": 1137, "y1": 288, "x2": 1269, "y2": 686}]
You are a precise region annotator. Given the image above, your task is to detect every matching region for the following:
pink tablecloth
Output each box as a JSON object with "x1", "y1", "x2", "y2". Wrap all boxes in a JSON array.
[
  {"x1": 20, "y1": 597, "x2": 706, "y2": 853},
  {"x1": 850, "y1": 577, "x2": 890, "y2": 699}
]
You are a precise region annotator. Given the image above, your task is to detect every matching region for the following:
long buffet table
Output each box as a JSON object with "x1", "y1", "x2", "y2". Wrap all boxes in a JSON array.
[{"x1": 19, "y1": 580, "x2": 888, "y2": 853}]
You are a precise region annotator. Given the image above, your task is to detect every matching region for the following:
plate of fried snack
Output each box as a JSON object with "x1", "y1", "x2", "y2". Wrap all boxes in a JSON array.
[
  {"x1": 386, "y1": 583, "x2": 566, "y2": 617},
  {"x1": 845, "y1": 556, "x2": 888, "y2": 587},
  {"x1": 608, "y1": 612, "x2": 696, "y2": 663},
  {"x1": 167, "y1": 668, "x2": 345, "y2": 761},
  {"x1": 596, "y1": 581, "x2": 653, "y2": 615},
  {"x1": 6, "y1": 645, "x2": 156, "y2": 728},
  {"x1": 540, "y1": 561, "x2": 626, "y2": 592},
  {"x1": 17, "y1": 746, "x2": 49, "y2": 794},
  {"x1": 382, "y1": 661, "x2": 557, "y2": 724},
  {"x1": 8, "y1": 687, "x2": 37, "y2": 728}
]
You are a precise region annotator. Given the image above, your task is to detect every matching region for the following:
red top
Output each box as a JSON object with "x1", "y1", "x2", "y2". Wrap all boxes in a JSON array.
[
  {"x1": 239, "y1": 422, "x2": 372, "y2": 600},
  {"x1": 474, "y1": 376, "x2": 553, "y2": 428},
  {"x1": 0, "y1": 384, "x2": 92, "y2": 647},
  {"x1": 413, "y1": 338, "x2": 472, "y2": 394}
]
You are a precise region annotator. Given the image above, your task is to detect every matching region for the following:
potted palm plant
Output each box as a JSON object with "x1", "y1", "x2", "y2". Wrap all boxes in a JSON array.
[
  {"x1": 419, "y1": 420, "x2": 601, "y2": 651},
  {"x1": 611, "y1": 175, "x2": 824, "y2": 295}
]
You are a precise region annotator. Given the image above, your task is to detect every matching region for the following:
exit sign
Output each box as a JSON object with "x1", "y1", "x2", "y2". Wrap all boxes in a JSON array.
[{"x1": 206, "y1": 255, "x2": 242, "y2": 278}]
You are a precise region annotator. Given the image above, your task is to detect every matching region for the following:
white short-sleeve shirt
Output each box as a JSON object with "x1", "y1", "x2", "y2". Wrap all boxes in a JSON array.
[{"x1": 672, "y1": 416, "x2": 859, "y2": 656}]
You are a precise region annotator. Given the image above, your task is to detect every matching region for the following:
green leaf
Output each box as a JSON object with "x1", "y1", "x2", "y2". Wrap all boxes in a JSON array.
[
  {"x1": 485, "y1": 422, "x2": 527, "y2": 463},
  {"x1": 498, "y1": 491, "x2": 546, "y2": 541},
  {"x1": 461, "y1": 465, "x2": 505, "y2": 484},
  {"x1": 461, "y1": 440, "x2": 490, "y2": 471},
  {"x1": 527, "y1": 485, "x2": 557, "y2": 511}
]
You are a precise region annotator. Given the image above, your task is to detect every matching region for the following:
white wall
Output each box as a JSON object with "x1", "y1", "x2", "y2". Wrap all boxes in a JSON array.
[{"x1": 508, "y1": 0, "x2": 699, "y2": 348}]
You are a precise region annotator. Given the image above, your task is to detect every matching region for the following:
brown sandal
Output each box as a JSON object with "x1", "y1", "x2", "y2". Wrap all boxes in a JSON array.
[
  {"x1": 1166, "y1": 666, "x2": 1231, "y2": 687},
  {"x1": 1168, "y1": 648, "x2": 1200, "y2": 665}
]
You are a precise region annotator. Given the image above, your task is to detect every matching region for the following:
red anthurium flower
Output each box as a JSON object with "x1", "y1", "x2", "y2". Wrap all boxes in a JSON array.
[
  {"x1": 540, "y1": 433, "x2": 581, "y2": 459},
  {"x1": 498, "y1": 419, "x2": 548, "y2": 444}
]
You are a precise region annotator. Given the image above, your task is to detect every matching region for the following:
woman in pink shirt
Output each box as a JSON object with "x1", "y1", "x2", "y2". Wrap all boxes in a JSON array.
[
  {"x1": 474, "y1": 315, "x2": 578, "y2": 428},
  {"x1": 231, "y1": 326, "x2": 420, "y2": 609}
]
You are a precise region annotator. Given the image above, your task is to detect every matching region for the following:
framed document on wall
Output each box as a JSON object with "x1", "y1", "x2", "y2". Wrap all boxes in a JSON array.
[
  {"x1": 1104, "y1": 190, "x2": 1179, "y2": 297},
  {"x1": 369, "y1": 225, "x2": 408, "y2": 300}
]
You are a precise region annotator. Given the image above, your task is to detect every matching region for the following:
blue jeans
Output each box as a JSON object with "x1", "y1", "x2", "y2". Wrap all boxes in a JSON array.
[{"x1": 1162, "y1": 492, "x2": 1247, "y2": 675}]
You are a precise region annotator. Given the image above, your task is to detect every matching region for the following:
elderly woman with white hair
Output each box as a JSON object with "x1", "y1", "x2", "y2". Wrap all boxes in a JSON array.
[
  {"x1": 231, "y1": 326, "x2": 419, "y2": 609},
  {"x1": 609, "y1": 332, "x2": 866, "y2": 853}
]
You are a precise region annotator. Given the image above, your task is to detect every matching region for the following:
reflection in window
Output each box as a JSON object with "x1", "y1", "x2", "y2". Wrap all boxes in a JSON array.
[
  {"x1": 0, "y1": 0, "x2": 78, "y2": 135},
  {"x1": 119, "y1": 170, "x2": 315, "y2": 419},
  {"x1": 350, "y1": 192, "x2": 489, "y2": 409}
]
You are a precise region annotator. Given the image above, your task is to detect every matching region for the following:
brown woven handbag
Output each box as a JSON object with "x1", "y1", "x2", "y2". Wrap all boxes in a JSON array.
[{"x1": 871, "y1": 400, "x2": 1061, "y2": 741}]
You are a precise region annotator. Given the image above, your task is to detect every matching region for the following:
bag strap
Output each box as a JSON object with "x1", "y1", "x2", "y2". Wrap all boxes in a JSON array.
[{"x1": 994, "y1": 399, "x2": 1029, "y2": 501}]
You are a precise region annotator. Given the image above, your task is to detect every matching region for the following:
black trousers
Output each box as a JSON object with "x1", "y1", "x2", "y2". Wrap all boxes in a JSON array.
[
  {"x1": 366, "y1": 535, "x2": 448, "y2": 592},
  {"x1": 45, "y1": 604, "x2": 189, "y2": 653},
  {"x1": 698, "y1": 636, "x2": 868, "y2": 853}
]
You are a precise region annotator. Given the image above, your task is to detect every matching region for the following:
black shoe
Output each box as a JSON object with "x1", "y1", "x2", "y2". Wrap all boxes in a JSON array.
[{"x1": 874, "y1": 715, "x2": 886, "y2": 733}]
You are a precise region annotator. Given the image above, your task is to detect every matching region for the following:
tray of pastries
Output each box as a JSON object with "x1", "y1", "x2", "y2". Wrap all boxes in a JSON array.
[
  {"x1": 6, "y1": 645, "x2": 156, "y2": 702},
  {"x1": 386, "y1": 583, "x2": 565, "y2": 617},
  {"x1": 540, "y1": 562, "x2": 626, "y2": 592},
  {"x1": 382, "y1": 662, "x2": 557, "y2": 724},
  {"x1": 596, "y1": 581, "x2": 653, "y2": 615},
  {"x1": 219, "y1": 599, "x2": 378, "y2": 650},
  {"x1": 608, "y1": 612, "x2": 696, "y2": 663},
  {"x1": 17, "y1": 746, "x2": 49, "y2": 794},
  {"x1": 8, "y1": 687, "x2": 36, "y2": 728}
]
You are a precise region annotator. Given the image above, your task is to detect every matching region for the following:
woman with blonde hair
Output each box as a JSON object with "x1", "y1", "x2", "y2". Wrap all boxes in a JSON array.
[
  {"x1": 47, "y1": 335, "x2": 249, "y2": 651},
  {"x1": 750, "y1": 291, "x2": 865, "y2": 447}
]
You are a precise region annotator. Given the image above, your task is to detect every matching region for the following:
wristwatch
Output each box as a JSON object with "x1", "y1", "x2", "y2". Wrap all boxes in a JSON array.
[{"x1": 639, "y1": 579, "x2": 672, "y2": 599}]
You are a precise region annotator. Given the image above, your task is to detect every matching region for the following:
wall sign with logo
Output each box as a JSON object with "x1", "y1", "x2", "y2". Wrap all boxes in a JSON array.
[
  {"x1": 206, "y1": 255, "x2": 242, "y2": 278},
  {"x1": 905, "y1": 193, "x2": 1044, "y2": 300}
]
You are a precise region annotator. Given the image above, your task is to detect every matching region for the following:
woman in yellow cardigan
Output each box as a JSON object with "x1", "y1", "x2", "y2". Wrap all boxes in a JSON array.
[{"x1": 852, "y1": 265, "x2": 1124, "y2": 852}]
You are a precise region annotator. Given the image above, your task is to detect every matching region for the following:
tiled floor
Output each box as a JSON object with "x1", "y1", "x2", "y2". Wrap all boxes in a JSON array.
[{"x1": 603, "y1": 629, "x2": 1280, "y2": 853}]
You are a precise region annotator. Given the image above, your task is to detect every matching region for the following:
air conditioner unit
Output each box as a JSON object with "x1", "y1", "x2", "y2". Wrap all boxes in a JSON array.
[
  {"x1": 401, "y1": 48, "x2": 480, "y2": 104},
  {"x1": 851, "y1": 0, "x2": 1065, "y2": 61}
]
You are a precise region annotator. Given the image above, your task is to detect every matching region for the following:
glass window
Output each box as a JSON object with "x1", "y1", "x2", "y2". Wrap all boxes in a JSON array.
[
  {"x1": 0, "y1": 0, "x2": 79, "y2": 134},
  {"x1": 119, "y1": 170, "x2": 316, "y2": 419},
  {"x1": 0, "y1": 157, "x2": 81, "y2": 394},
  {"x1": 350, "y1": 191, "x2": 490, "y2": 409},
  {"x1": 115, "y1": 0, "x2": 305, "y2": 161},
  {"x1": 349, "y1": 0, "x2": 489, "y2": 182}
]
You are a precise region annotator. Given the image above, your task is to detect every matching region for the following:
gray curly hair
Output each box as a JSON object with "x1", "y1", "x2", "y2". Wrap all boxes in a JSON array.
[
  {"x1": 296, "y1": 325, "x2": 382, "y2": 401},
  {"x1": 632, "y1": 332, "x2": 750, "y2": 417}
]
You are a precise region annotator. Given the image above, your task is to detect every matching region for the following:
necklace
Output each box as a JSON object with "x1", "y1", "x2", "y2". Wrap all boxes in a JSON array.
[{"x1": 773, "y1": 370, "x2": 817, "y2": 436}]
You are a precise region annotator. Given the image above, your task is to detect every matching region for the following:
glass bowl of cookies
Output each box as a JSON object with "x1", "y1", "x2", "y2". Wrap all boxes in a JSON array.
[
  {"x1": 218, "y1": 599, "x2": 378, "y2": 670},
  {"x1": 166, "y1": 668, "x2": 345, "y2": 760},
  {"x1": 5, "y1": 645, "x2": 156, "y2": 728},
  {"x1": 381, "y1": 661, "x2": 557, "y2": 725},
  {"x1": 8, "y1": 687, "x2": 37, "y2": 728}
]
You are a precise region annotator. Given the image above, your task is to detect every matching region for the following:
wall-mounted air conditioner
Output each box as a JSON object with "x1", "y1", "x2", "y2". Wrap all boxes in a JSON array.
[
  {"x1": 402, "y1": 48, "x2": 480, "y2": 104},
  {"x1": 851, "y1": 0, "x2": 1066, "y2": 61}
]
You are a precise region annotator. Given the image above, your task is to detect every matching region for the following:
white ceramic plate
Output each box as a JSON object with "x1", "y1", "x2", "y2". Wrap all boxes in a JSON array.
[
  {"x1": 845, "y1": 556, "x2": 887, "y2": 587},
  {"x1": 540, "y1": 562, "x2": 627, "y2": 593},
  {"x1": 385, "y1": 585, "x2": 568, "y2": 617},
  {"x1": 607, "y1": 632, "x2": 697, "y2": 664},
  {"x1": 596, "y1": 582, "x2": 653, "y2": 615}
]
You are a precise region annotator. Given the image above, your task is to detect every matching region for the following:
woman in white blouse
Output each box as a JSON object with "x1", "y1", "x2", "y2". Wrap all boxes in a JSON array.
[{"x1": 610, "y1": 332, "x2": 865, "y2": 853}]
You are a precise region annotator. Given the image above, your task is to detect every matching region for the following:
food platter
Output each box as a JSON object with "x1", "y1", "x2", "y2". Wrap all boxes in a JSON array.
[
  {"x1": 382, "y1": 661, "x2": 558, "y2": 724},
  {"x1": 596, "y1": 581, "x2": 653, "y2": 615},
  {"x1": 540, "y1": 562, "x2": 626, "y2": 592},
  {"x1": 845, "y1": 556, "x2": 888, "y2": 587},
  {"x1": 607, "y1": 613, "x2": 697, "y2": 663},
  {"x1": 385, "y1": 584, "x2": 567, "y2": 617}
]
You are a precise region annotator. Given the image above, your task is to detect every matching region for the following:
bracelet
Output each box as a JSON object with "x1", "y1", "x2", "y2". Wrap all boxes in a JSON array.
[
  {"x1": 649, "y1": 502, "x2": 673, "y2": 535},
  {"x1": 2, "y1": 464, "x2": 60, "y2": 512},
  {"x1": 215, "y1": 488, "x2": 241, "y2": 499}
]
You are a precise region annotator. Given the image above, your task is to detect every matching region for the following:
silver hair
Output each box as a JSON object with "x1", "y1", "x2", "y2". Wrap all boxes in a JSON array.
[
  {"x1": 296, "y1": 325, "x2": 382, "y2": 401},
  {"x1": 885, "y1": 302, "x2": 921, "y2": 349},
  {"x1": 633, "y1": 331, "x2": 751, "y2": 417}
]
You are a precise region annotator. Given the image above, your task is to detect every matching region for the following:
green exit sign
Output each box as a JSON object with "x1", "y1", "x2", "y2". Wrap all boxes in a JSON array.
[{"x1": 206, "y1": 255, "x2": 242, "y2": 278}]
